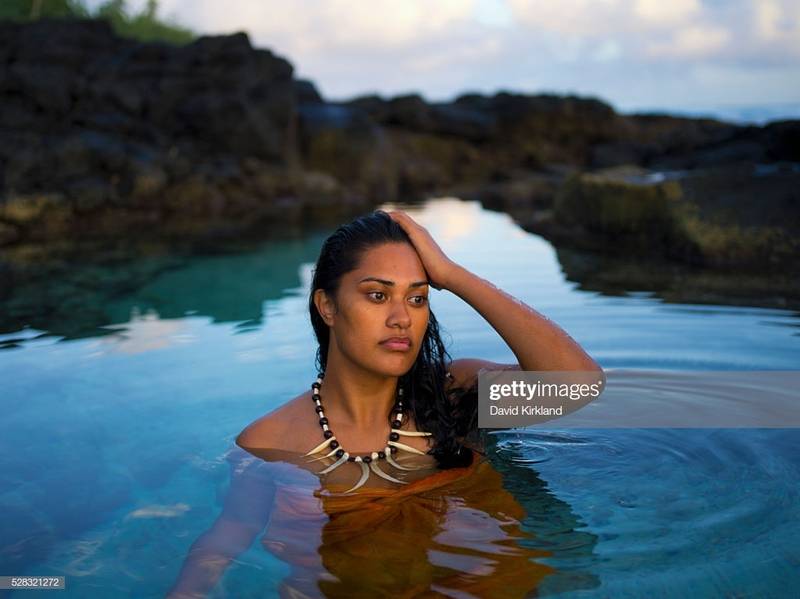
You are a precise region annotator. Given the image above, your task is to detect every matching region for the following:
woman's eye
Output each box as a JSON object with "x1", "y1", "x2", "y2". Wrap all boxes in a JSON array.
[{"x1": 367, "y1": 292, "x2": 427, "y2": 305}]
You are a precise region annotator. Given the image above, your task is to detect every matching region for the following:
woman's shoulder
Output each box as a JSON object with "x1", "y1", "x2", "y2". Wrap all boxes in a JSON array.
[
  {"x1": 445, "y1": 358, "x2": 519, "y2": 392},
  {"x1": 235, "y1": 390, "x2": 315, "y2": 453}
]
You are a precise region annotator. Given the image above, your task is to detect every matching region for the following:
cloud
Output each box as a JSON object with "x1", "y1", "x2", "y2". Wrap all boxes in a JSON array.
[
  {"x1": 647, "y1": 25, "x2": 731, "y2": 58},
  {"x1": 751, "y1": 0, "x2": 800, "y2": 62},
  {"x1": 634, "y1": 0, "x2": 700, "y2": 25},
  {"x1": 507, "y1": 0, "x2": 727, "y2": 59},
  {"x1": 160, "y1": 0, "x2": 475, "y2": 50},
  {"x1": 756, "y1": 0, "x2": 800, "y2": 44}
]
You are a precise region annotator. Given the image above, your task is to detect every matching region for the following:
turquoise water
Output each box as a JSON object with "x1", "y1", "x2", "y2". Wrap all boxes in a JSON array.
[{"x1": 1, "y1": 198, "x2": 798, "y2": 597}]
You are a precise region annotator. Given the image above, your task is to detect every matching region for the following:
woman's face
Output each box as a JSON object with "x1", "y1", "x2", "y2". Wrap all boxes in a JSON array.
[{"x1": 316, "y1": 242, "x2": 430, "y2": 377}]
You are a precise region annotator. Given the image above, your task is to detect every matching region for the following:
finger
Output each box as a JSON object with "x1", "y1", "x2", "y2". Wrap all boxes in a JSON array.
[
  {"x1": 392, "y1": 214, "x2": 415, "y2": 230},
  {"x1": 389, "y1": 211, "x2": 420, "y2": 234},
  {"x1": 388, "y1": 211, "x2": 407, "y2": 226},
  {"x1": 393, "y1": 212, "x2": 423, "y2": 231}
]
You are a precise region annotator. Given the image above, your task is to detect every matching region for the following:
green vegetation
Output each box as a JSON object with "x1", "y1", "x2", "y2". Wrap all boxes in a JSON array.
[
  {"x1": 0, "y1": 0, "x2": 194, "y2": 45},
  {"x1": 552, "y1": 172, "x2": 799, "y2": 270},
  {"x1": 95, "y1": 0, "x2": 194, "y2": 44},
  {"x1": 0, "y1": 0, "x2": 88, "y2": 20},
  {"x1": 555, "y1": 173, "x2": 685, "y2": 239}
]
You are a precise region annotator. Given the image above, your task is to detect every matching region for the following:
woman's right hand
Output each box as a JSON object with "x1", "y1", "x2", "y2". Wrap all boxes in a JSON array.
[{"x1": 387, "y1": 210, "x2": 460, "y2": 291}]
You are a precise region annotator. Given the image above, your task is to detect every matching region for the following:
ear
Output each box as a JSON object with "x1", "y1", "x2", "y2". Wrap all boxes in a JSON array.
[{"x1": 313, "y1": 288, "x2": 337, "y2": 326}]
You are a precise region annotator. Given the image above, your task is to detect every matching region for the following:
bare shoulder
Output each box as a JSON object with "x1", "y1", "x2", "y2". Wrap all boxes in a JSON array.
[
  {"x1": 235, "y1": 391, "x2": 315, "y2": 453},
  {"x1": 445, "y1": 357, "x2": 520, "y2": 392}
]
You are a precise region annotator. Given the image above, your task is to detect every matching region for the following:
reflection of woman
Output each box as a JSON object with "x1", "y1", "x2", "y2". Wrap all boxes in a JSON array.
[
  {"x1": 167, "y1": 210, "x2": 601, "y2": 597},
  {"x1": 259, "y1": 446, "x2": 559, "y2": 598}
]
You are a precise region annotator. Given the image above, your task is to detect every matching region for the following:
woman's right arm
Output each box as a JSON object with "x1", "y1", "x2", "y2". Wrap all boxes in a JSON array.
[{"x1": 165, "y1": 448, "x2": 277, "y2": 599}]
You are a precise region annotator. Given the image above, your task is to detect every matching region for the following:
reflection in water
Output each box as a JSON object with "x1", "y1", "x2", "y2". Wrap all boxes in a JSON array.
[
  {"x1": 0, "y1": 232, "x2": 328, "y2": 340},
  {"x1": 3, "y1": 198, "x2": 799, "y2": 346},
  {"x1": 487, "y1": 438, "x2": 602, "y2": 596},
  {"x1": 222, "y1": 446, "x2": 598, "y2": 598},
  {"x1": 1, "y1": 198, "x2": 799, "y2": 597},
  {"x1": 89, "y1": 308, "x2": 190, "y2": 356},
  {"x1": 556, "y1": 246, "x2": 800, "y2": 311}
]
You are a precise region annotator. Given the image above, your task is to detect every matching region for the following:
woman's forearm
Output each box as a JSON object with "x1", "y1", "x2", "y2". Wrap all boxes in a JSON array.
[
  {"x1": 166, "y1": 519, "x2": 257, "y2": 598},
  {"x1": 444, "y1": 264, "x2": 601, "y2": 372},
  {"x1": 166, "y1": 535, "x2": 234, "y2": 598}
]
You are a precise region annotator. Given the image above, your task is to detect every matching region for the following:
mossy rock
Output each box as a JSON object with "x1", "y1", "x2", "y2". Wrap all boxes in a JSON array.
[
  {"x1": 551, "y1": 171, "x2": 798, "y2": 271},
  {"x1": 555, "y1": 174, "x2": 683, "y2": 234},
  {"x1": 678, "y1": 216, "x2": 798, "y2": 270},
  {"x1": 305, "y1": 128, "x2": 374, "y2": 184},
  {"x1": 0, "y1": 193, "x2": 67, "y2": 225}
]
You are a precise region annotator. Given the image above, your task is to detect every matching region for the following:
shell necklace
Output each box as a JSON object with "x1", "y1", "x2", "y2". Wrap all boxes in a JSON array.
[{"x1": 304, "y1": 372, "x2": 433, "y2": 493}]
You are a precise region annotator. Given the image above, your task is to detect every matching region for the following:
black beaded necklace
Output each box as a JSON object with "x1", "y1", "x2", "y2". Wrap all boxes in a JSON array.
[{"x1": 304, "y1": 372, "x2": 433, "y2": 493}]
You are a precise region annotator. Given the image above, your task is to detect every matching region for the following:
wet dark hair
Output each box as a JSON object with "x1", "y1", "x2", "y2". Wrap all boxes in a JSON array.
[{"x1": 308, "y1": 210, "x2": 479, "y2": 469}]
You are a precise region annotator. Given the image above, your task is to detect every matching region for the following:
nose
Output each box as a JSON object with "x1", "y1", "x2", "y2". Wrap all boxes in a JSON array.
[{"x1": 386, "y1": 297, "x2": 412, "y2": 329}]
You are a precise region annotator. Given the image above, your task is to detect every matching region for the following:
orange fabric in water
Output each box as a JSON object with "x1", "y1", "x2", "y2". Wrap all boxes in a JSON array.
[{"x1": 261, "y1": 451, "x2": 556, "y2": 598}]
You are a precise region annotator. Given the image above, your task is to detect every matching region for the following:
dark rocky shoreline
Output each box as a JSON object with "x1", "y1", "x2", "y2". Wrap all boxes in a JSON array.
[{"x1": 1, "y1": 19, "x2": 798, "y2": 275}]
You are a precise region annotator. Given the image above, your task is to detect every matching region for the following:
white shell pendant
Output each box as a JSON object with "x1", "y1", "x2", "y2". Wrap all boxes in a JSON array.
[
  {"x1": 318, "y1": 452, "x2": 349, "y2": 475},
  {"x1": 385, "y1": 451, "x2": 421, "y2": 471},
  {"x1": 304, "y1": 436, "x2": 337, "y2": 456},
  {"x1": 343, "y1": 460, "x2": 371, "y2": 493},
  {"x1": 369, "y1": 460, "x2": 408, "y2": 484},
  {"x1": 388, "y1": 440, "x2": 427, "y2": 455},
  {"x1": 306, "y1": 446, "x2": 340, "y2": 463}
]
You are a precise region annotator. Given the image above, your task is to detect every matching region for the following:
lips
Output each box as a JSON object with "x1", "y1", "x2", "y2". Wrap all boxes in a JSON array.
[{"x1": 379, "y1": 337, "x2": 411, "y2": 351}]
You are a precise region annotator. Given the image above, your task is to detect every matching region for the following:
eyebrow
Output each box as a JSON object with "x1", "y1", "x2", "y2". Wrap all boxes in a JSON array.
[{"x1": 358, "y1": 277, "x2": 429, "y2": 288}]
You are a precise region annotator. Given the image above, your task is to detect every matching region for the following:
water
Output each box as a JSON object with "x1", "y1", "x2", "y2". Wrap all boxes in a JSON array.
[{"x1": 1, "y1": 198, "x2": 798, "y2": 597}]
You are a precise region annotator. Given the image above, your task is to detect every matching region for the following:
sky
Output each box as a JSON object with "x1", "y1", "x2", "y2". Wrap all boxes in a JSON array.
[{"x1": 88, "y1": 0, "x2": 800, "y2": 122}]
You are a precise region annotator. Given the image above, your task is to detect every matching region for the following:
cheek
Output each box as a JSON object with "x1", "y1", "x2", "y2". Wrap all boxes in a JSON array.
[
  {"x1": 415, "y1": 309, "x2": 430, "y2": 335},
  {"x1": 334, "y1": 303, "x2": 377, "y2": 346},
  {"x1": 343, "y1": 303, "x2": 376, "y2": 328}
]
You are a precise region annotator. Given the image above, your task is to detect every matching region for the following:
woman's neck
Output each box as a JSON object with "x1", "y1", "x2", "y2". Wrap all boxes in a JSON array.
[{"x1": 320, "y1": 353, "x2": 398, "y2": 429}]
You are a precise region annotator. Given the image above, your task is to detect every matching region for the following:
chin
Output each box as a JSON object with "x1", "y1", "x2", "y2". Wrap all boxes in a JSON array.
[
  {"x1": 374, "y1": 356, "x2": 417, "y2": 378},
  {"x1": 380, "y1": 363, "x2": 413, "y2": 378}
]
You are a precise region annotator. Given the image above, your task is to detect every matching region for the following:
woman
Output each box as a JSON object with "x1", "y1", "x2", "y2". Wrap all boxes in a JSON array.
[
  {"x1": 167, "y1": 209, "x2": 601, "y2": 598},
  {"x1": 239, "y1": 209, "x2": 600, "y2": 472}
]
